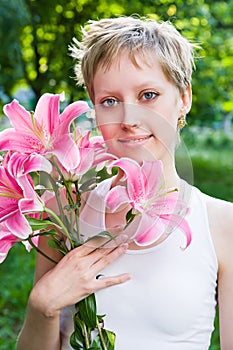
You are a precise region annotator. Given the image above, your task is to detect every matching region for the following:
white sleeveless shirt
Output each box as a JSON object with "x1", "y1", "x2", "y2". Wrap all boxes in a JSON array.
[{"x1": 60, "y1": 184, "x2": 218, "y2": 350}]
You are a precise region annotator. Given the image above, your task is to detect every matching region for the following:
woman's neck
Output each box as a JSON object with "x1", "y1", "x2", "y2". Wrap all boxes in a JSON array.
[{"x1": 162, "y1": 156, "x2": 180, "y2": 190}]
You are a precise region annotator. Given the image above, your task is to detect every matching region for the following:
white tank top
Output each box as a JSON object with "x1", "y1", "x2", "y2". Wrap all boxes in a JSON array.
[{"x1": 60, "y1": 184, "x2": 218, "y2": 350}]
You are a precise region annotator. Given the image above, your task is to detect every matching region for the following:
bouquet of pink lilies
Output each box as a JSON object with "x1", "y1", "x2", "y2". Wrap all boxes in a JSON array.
[{"x1": 0, "y1": 92, "x2": 191, "y2": 349}]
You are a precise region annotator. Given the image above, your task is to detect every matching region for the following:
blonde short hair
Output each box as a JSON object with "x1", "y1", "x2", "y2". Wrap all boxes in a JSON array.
[{"x1": 70, "y1": 16, "x2": 197, "y2": 101}]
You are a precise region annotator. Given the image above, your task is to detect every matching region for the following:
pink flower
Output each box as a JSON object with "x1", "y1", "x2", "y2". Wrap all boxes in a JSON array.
[
  {"x1": 0, "y1": 93, "x2": 89, "y2": 170},
  {"x1": 0, "y1": 221, "x2": 39, "y2": 263},
  {"x1": 106, "y1": 158, "x2": 192, "y2": 248},
  {"x1": 2, "y1": 151, "x2": 52, "y2": 178},
  {"x1": 58, "y1": 130, "x2": 116, "y2": 181},
  {"x1": 0, "y1": 224, "x2": 19, "y2": 263},
  {"x1": 79, "y1": 132, "x2": 116, "y2": 171},
  {"x1": 0, "y1": 153, "x2": 51, "y2": 239}
]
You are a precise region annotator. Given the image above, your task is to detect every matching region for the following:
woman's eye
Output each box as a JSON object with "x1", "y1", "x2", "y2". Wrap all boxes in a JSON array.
[
  {"x1": 141, "y1": 91, "x2": 158, "y2": 101},
  {"x1": 101, "y1": 98, "x2": 118, "y2": 107}
]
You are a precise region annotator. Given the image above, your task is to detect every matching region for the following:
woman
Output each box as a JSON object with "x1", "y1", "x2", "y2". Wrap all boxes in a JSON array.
[{"x1": 17, "y1": 16, "x2": 233, "y2": 350}]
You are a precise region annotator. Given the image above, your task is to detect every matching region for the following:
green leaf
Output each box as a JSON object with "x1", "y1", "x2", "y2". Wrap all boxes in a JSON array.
[
  {"x1": 79, "y1": 177, "x2": 98, "y2": 192},
  {"x1": 96, "y1": 167, "x2": 113, "y2": 182},
  {"x1": 97, "y1": 314, "x2": 106, "y2": 323},
  {"x1": 97, "y1": 231, "x2": 114, "y2": 240},
  {"x1": 100, "y1": 329, "x2": 116, "y2": 349},
  {"x1": 76, "y1": 294, "x2": 97, "y2": 329},
  {"x1": 89, "y1": 335, "x2": 102, "y2": 349},
  {"x1": 70, "y1": 332, "x2": 84, "y2": 350},
  {"x1": 34, "y1": 229, "x2": 57, "y2": 237},
  {"x1": 91, "y1": 329, "x2": 116, "y2": 350},
  {"x1": 47, "y1": 238, "x2": 68, "y2": 255},
  {"x1": 125, "y1": 208, "x2": 136, "y2": 226},
  {"x1": 64, "y1": 203, "x2": 80, "y2": 212},
  {"x1": 85, "y1": 231, "x2": 114, "y2": 247},
  {"x1": 70, "y1": 317, "x2": 86, "y2": 349},
  {"x1": 26, "y1": 217, "x2": 55, "y2": 231}
]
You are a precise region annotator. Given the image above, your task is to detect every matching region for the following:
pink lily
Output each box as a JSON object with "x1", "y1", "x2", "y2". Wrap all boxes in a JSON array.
[
  {"x1": 106, "y1": 158, "x2": 192, "y2": 248},
  {"x1": 0, "y1": 153, "x2": 51, "y2": 239},
  {"x1": 2, "y1": 151, "x2": 52, "y2": 178},
  {"x1": 78, "y1": 132, "x2": 116, "y2": 171},
  {"x1": 0, "y1": 224, "x2": 19, "y2": 263},
  {"x1": 0, "y1": 93, "x2": 89, "y2": 170},
  {"x1": 0, "y1": 222, "x2": 38, "y2": 263},
  {"x1": 58, "y1": 130, "x2": 116, "y2": 181}
]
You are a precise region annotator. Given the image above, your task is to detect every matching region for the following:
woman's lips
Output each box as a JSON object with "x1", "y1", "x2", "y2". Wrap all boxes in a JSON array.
[{"x1": 118, "y1": 134, "x2": 153, "y2": 145}]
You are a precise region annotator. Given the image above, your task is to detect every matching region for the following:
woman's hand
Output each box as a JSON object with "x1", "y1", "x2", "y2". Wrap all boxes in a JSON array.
[{"x1": 29, "y1": 233, "x2": 130, "y2": 318}]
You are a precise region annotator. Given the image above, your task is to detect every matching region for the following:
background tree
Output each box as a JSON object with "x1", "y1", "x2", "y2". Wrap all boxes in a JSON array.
[{"x1": 0, "y1": 0, "x2": 29, "y2": 103}]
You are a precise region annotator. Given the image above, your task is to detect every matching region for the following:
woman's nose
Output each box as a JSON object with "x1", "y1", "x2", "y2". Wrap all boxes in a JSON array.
[{"x1": 120, "y1": 103, "x2": 141, "y2": 129}]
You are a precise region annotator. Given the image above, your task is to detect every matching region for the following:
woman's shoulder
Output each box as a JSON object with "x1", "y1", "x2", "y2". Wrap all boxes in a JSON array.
[
  {"x1": 202, "y1": 192, "x2": 233, "y2": 267},
  {"x1": 204, "y1": 193, "x2": 233, "y2": 229},
  {"x1": 185, "y1": 184, "x2": 233, "y2": 227}
]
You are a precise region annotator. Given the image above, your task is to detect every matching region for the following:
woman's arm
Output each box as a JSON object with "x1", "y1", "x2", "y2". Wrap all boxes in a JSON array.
[
  {"x1": 17, "y1": 234, "x2": 130, "y2": 350},
  {"x1": 207, "y1": 197, "x2": 233, "y2": 350},
  {"x1": 17, "y1": 236, "x2": 63, "y2": 350}
]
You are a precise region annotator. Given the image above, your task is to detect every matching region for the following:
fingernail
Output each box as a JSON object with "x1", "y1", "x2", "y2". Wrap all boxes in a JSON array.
[
  {"x1": 115, "y1": 234, "x2": 128, "y2": 244},
  {"x1": 121, "y1": 233, "x2": 129, "y2": 240},
  {"x1": 120, "y1": 242, "x2": 128, "y2": 250}
]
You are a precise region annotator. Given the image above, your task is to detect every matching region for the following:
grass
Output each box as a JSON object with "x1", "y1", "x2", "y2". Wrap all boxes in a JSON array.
[
  {"x1": 0, "y1": 246, "x2": 35, "y2": 350},
  {"x1": 0, "y1": 129, "x2": 232, "y2": 349}
]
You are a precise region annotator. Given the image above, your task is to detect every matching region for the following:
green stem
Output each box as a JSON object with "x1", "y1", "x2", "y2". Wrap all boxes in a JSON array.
[
  {"x1": 73, "y1": 181, "x2": 82, "y2": 242},
  {"x1": 27, "y1": 236, "x2": 57, "y2": 264},
  {"x1": 96, "y1": 317, "x2": 108, "y2": 350},
  {"x1": 64, "y1": 180, "x2": 81, "y2": 242},
  {"x1": 74, "y1": 209, "x2": 81, "y2": 242},
  {"x1": 62, "y1": 179, "x2": 74, "y2": 206},
  {"x1": 63, "y1": 179, "x2": 82, "y2": 243},
  {"x1": 69, "y1": 211, "x2": 74, "y2": 235},
  {"x1": 44, "y1": 207, "x2": 74, "y2": 249},
  {"x1": 50, "y1": 156, "x2": 82, "y2": 244},
  {"x1": 50, "y1": 157, "x2": 75, "y2": 232},
  {"x1": 83, "y1": 323, "x2": 90, "y2": 349},
  {"x1": 47, "y1": 173, "x2": 67, "y2": 226}
]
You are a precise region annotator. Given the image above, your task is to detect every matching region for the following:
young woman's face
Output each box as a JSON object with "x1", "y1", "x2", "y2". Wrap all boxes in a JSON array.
[{"x1": 93, "y1": 51, "x2": 191, "y2": 164}]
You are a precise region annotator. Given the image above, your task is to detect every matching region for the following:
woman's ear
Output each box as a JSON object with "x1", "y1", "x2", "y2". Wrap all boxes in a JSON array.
[{"x1": 181, "y1": 84, "x2": 192, "y2": 115}]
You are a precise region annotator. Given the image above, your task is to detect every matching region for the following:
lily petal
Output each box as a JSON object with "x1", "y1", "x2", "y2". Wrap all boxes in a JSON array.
[
  {"x1": 108, "y1": 158, "x2": 164, "y2": 203},
  {"x1": 5, "y1": 210, "x2": 32, "y2": 239},
  {"x1": 3, "y1": 99, "x2": 34, "y2": 132},
  {"x1": 8, "y1": 153, "x2": 52, "y2": 178},
  {"x1": 133, "y1": 212, "x2": 166, "y2": 246},
  {"x1": 54, "y1": 100, "x2": 89, "y2": 138},
  {"x1": 34, "y1": 93, "x2": 61, "y2": 135},
  {"x1": 106, "y1": 185, "x2": 130, "y2": 212},
  {"x1": 0, "y1": 129, "x2": 43, "y2": 154},
  {"x1": 59, "y1": 100, "x2": 89, "y2": 128},
  {"x1": 0, "y1": 228, "x2": 19, "y2": 263},
  {"x1": 52, "y1": 134, "x2": 80, "y2": 170},
  {"x1": 18, "y1": 176, "x2": 44, "y2": 212},
  {"x1": 160, "y1": 213, "x2": 192, "y2": 248},
  {"x1": 0, "y1": 202, "x2": 18, "y2": 222}
]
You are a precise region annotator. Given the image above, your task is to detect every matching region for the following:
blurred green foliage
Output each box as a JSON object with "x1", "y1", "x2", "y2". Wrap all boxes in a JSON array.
[
  {"x1": 181, "y1": 128, "x2": 233, "y2": 201},
  {"x1": 0, "y1": 245, "x2": 35, "y2": 349}
]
